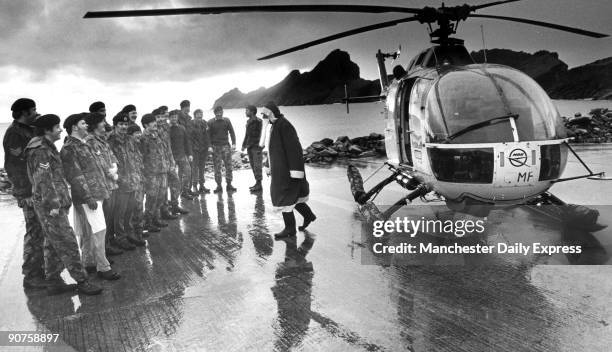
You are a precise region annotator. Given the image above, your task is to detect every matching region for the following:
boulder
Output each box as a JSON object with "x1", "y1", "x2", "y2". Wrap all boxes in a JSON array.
[
  {"x1": 320, "y1": 138, "x2": 334, "y2": 147},
  {"x1": 348, "y1": 145, "x2": 363, "y2": 154}
]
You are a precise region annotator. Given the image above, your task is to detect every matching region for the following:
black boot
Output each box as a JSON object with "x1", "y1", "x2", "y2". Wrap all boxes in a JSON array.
[
  {"x1": 274, "y1": 212, "x2": 297, "y2": 240},
  {"x1": 226, "y1": 183, "x2": 237, "y2": 192},
  {"x1": 172, "y1": 205, "x2": 190, "y2": 214},
  {"x1": 249, "y1": 180, "x2": 262, "y2": 193},
  {"x1": 213, "y1": 184, "x2": 223, "y2": 193},
  {"x1": 161, "y1": 206, "x2": 178, "y2": 220},
  {"x1": 295, "y1": 203, "x2": 317, "y2": 231}
]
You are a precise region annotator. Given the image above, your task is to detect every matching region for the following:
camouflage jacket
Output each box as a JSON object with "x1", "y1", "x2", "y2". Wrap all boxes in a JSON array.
[
  {"x1": 25, "y1": 136, "x2": 72, "y2": 210},
  {"x1": 157, "y1": 122, "x2": 176, "y2": 168},
  {"x1": 191, "y1": 119, "x2": 210, "y2": 152},
  {"x1": 85, "y1": 134, "x2": 118, "y2": 191},
  {"x1": 60, "y1": 135, "x2": 110, "y2": 204},
  {"x1": 141, "y1": 129, "x2": 169, "y2": 175},
  {"x1": 107, "y1": 132, "x2": 142, "y2": 192},
  {"x1": 2, "y1": 121, "x2": 35, "y2": 200}
]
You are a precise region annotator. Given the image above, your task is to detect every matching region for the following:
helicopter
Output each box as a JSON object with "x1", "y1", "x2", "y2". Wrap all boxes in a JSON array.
[{"x1": 84, "y1": 1, "x2": 610, "y2": 222}]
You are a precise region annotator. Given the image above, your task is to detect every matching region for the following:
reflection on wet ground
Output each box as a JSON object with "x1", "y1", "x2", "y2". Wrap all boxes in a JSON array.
[{"x1": 0, "y1": 149, "x2": 611, "y2": 351}]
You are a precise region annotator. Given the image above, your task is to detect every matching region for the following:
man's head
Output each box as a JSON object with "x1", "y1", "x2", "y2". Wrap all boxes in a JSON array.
[
  {"x1": 142, "y1": 113, "x2": 157, "y2": 131},
  {"x1": 245, "y1": 105, "x2": 257, "y2": 118},
  {"x1": 63, "y1": 113, "x2": 87, "y2": 138},
  {"x1": 169, "y1": 110, "x2": 180, "y2": 125},
  {"x1": 180, "y1": 100, "x2": 190, "y2": 114},
  {"x1": 33, "y1": 114, "x2": 62, "y2": 141},
  {"x1": 122, "y1": 104, "x2": 137, "y2": 122},
  {"x1": 213, "y1": 106, "x2": 223, "y2": 119},
  {"x1": 153, "y1": 108, "x2": 166, "y2": 125},
  {"x1": 261, "y1": 101, "x2": 281, "y2": 122},
  {"x1": 113, "y1": 112, "x2": 130, "y2": 135},
  {"x1": 194, "y1": 109, "x2": 203, "y2": 119},
  {"x1": 86, "y1": 112, "x2": 106, "y2": 135},
  {"x1": 11, "y1": 98, "x2": 37, "y2": 124},
  {"x1": 89, "y1": 101, "x2": 106, "y2": 118},
  {"x1": 127, "y1": 125, "x2": 141, "y2": 138}
]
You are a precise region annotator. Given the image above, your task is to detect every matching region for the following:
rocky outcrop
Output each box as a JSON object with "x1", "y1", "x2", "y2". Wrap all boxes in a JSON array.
[
  {"x1": 303, "y1": 133, "x2": 386, "y2": 163},
  {"x1": 564, "y1": 108, "x2": 612, "y2": 143}
]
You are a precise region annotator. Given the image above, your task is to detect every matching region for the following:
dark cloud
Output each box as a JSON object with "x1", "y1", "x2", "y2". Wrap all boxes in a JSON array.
[{"x1": 0, "y1": 0, "x2": 610, "y2": 83}]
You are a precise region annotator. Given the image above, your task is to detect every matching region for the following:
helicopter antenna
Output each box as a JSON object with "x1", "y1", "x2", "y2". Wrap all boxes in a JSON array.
[{"x1": 481, "y1": 24, "x2": 488, "y2": 63}]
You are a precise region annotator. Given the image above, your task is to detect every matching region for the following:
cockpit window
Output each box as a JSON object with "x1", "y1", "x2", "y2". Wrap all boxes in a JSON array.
[{"x1": 425, "y1": 65, "x2": 565, "y2": 143}]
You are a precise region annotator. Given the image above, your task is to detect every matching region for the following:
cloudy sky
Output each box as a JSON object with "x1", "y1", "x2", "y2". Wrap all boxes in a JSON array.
[{"x1": 1, "y1": 0, "x2": 610, "y2": 121}]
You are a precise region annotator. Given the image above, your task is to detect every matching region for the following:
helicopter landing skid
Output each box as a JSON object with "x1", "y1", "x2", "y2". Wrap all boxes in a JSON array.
[
  {"x1": 523, "y1": 192, "x2": 607, "y2": 232},
  {"x1": 347, "y1": 164, "x2": 432, "y2": 220}
]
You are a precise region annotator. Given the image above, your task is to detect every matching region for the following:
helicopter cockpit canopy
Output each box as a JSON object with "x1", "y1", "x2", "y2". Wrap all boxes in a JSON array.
[{"x1": 425, "y1": 65, "x2": 566, "y2": 144}]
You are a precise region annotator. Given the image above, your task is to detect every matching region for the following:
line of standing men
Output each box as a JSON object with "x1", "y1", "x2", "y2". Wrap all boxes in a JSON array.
[{"x1": 3, "y1": 98, "x2": 268, "y2": 296}]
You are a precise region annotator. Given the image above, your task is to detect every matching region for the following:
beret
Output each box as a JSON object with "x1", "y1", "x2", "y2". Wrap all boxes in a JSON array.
[
  {"x1": 85, "y1": 112, "x2": 105, "y2": 126},
  {"x1": 180, "y1": 100, "x2": 190, "y2": 108},
  {"x1": 63, "y1": 113, "x2": 86, "y2": 132},
  {"x1": 32, "y1": 114, "x2": 60, "y2": 129},
  {"x1": 89, "y1": 101, "x2": 105, "y2": 113},
  {"x1": 112, "y1": 112, "x2": 130, "y2": 125},
  {"x1": 169, "y1": 109, "x2": 181, "y2": 116},
  {"x1": 121, "y1": 104, "x2": 136, "y2": 113},
  {"x1": 11, "y1": 98, "x2": 36, "y2": 112},
  {"x1": 213, "y1": 106, "x2": 223, "y2": 113},
  {"x1": 141, "y1": 113, "x2": 156, "y2": 127}
]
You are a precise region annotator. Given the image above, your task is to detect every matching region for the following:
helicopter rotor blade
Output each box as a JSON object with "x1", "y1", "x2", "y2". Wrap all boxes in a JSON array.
[
  {"x1": 257, "y1": 16, "x2": 419, "y2": 60},
  {"x1": 470, "y1": 14, "x2": 609, "y2": 38},
  {"x1": 83, "y1": 5, "x2": 422, "y2": 19},
  {"x1": 471, "y1": 0, "x2": 523, "y2": 11}
]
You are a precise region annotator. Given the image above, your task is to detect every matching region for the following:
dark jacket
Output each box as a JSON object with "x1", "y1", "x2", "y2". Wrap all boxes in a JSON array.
[
  {"x1": 60, "y1": 135, "x2": 111, "y2": 204},
  {"x1": 141, "y1": 129, "x2": 170, "y2": 175},
  {"x1": 107, "y1": 132, "x2": 142, "y2": 192},
  {"x1": 207, "y1": 117, "x2": 236, "y2": 147},
  {"x1": 191, "y1": 119, "x2": 210, "y2": 152},
  {"x1": 3, "y1": 121, "x2": 35, "y2": 200},
  {"x1": 85, "y1": 134, "x2": 118, "y2": 191},
  {"x1": 25, "y1": 136, "x2": 72, "y2": 211},
  {"x1": 169, "y1": 123, "x2": 192, "y2": 160},
  {"x1": 242, "y1": 118, "x2": 263, "y2": 150},
  {"x1": 269, "y1": 116, "x2": 309, "y2": 207}
]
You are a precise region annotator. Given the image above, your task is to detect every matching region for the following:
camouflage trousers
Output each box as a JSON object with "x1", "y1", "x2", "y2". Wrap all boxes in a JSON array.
[
  {"x1": 21, "y1": 203, "x2": 45, "y2": 279},
  {"x1": 192, "y1": 149, "x2": 209, "y2": 188},
  {"x1": 166, "y1": 169, "x2": 180, "y2": 207},
  {"x1": 212, "y1": 145, "x2": 233, "y2": 186},
  {"x1": 130, "y1": 184, "x2": 145, "y2": 239},
  {"x1": 34, "y1": 206, "x2": 86, "y2": 282},
  {"x1": 145, "y1": 173, "x2": 167, "y2": 222},
  {"x1": 103, "y1": 191, "x2": 116, "y2": 245},
  {"x1": 176, "y1": 156, "x2": 192, "y2": 194},
  {"x1": 247, "y1": 146, "x2": 263, "y2": 182},
  {"x1": 112, "y1": 191, "x2": 134, "y2": 242}
]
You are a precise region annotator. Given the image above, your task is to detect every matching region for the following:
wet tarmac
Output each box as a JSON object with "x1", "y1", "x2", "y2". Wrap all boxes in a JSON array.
[{"x1": 0, "y1": 145, "x2": 611, "y2": 351}]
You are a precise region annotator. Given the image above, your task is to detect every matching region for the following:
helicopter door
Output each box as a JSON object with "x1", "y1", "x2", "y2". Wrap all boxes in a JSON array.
[
  {"x1": 384, "y1": 82, "x2": 402, "y2": 164},
  {"x1": 400, "y1": 78, "x2": 417, "y2": 166}
]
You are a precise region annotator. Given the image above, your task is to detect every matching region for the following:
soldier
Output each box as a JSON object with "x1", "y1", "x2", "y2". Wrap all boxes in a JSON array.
[
  {"x1": 191, "y1": 108, "x2": 211, "y2": 194},
  {"x1": 260, "y1": 102, "x2": 317, "y2": 240},
  {"x1": 156, "y1": 107, "x2": 189, "y2": 215},
  {"x1": 84, "y1": 112, "x2": 122, "y2": 256},
  {"x1": 25, "y1": 114, "x2": 102, "y2": 295},
  {"x1": 169, "y1": 109, "x2": 194, "y2": 199},
  {"x1": 179, "y1": 100, "x2": 198, "y2": 196},
  {"x1": 60, "y1": 114, "x2": 120, "y2": 280},
  {"x1": 108, "y1": 112, "x2": 145, "y2": 250},
  {"x1": 127, "y1": 124, "x2": 146, "y2": 241},
  {"x1": 3, "y1": 98, "x2": 46, "y2": 289},
  {"x1": 207, "y1": 106, "x2": 237, "y2": 193},
  {"x1": 122, "y1": 104, "x2": 142, "y2": 133},
  {"x1": 141, "y1": 113, "x2": 169, "y2": 232},
  {"x1": 241, "y1": 105, "x2": 264, "y2": 193}
]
